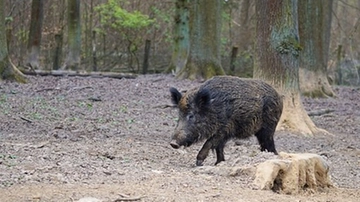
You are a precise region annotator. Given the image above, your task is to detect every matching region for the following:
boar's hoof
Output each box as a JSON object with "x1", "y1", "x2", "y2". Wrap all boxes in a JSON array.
[
  {"x1": 170, "y1": 141, "x2": 180, "y2": 149},
  {"x1": 196, "y1": 160, "x2": 204, "y2": 166}
]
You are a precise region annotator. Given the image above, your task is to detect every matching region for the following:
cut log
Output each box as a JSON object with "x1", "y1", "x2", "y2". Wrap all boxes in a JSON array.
[
  {"x1": 253, "y1": 152, "x2": 333, "y2": 194},
  {"x1": 21, "y1": 69, "x2": 137, "y2": 79}
]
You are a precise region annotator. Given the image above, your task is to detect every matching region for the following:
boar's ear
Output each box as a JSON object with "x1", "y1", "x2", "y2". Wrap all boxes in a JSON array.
[
  {"x1": 194, "y1": 89, "x2": 210, "y2": 110},
  {"x1": 170, "y1": 87, "x2": 182, "y2": 105}
]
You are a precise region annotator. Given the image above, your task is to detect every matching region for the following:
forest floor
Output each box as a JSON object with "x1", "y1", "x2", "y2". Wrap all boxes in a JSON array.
[{"x1": 0, "y1": 74, "x2": 359, "y2": 202}]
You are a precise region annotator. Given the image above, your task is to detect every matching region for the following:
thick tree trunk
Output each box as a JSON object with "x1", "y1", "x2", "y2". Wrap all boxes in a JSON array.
[
  {"x1": 0, "y1": 0, "x2": 26, "y2": 83},
  {"x1": 254, "y1": 0, "x2": 326, "y2": 136},
  {"x1": 167, "y1": 0, "x2": 190, "y2": 74},
  {"x1": 176, "y1": 0, "x2": 225, "y2": 80},
  {"x1": 25, "y1": 0, "x2": 44, "y2": 70},
  {"x1": 298, "y1": 0, "x2": 334, "y2": 98},
  {"x1": 63, "y1": 0, "x2": 81, "y2": 71}
]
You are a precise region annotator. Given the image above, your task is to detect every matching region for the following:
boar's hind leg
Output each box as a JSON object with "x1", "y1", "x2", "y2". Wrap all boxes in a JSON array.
[
  {"x1": 255, "y1": 127, "x2": 278, "y2": 155},
  {"x1": 196, "y1": 135, "x2": 226, "y2": 166}
]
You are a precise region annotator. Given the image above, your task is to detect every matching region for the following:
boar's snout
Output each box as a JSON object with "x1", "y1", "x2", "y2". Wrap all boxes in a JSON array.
[{"x1": 170, "y1": 140, "x2": 180, "y2": 149}]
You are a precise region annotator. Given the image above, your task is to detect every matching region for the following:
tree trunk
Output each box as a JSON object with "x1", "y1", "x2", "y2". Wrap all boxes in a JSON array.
[
  {"x1": 298, "y1": 0, "x2": 334, "y2": 98},
  {"x1": 230, "y1": 46, "x2": 238, "y2": 73},
  {"x1": 238, "y1": 0, "x2": 251, "y2": 52},
  {"x1": 25, "y1": 0, "x2": 44, "y2": 70},
  {"x1": 63, "y1": 0, "x2": 81, "y2": 71},
  {"x1": 142, "y1": 39, "x2": 151, "y2": 74},
  {"x1": 176, "y1": 0, "x2": 225, "y2": 80},
  {"x1": 53, "y1": 34, "x2": 63, "y2": 70},
  {"x1": 0, "y1": 0, "x2": 26, "y2": 83},
  {"x1": 167, "y1": 0, "x2": 190, "y2": 74},
  {"x1": 92, "y1": 30, "x2": 97, "y2": 71},
  {"x1": 254, "y1": 0, "x2": 326, "y2": 136}
]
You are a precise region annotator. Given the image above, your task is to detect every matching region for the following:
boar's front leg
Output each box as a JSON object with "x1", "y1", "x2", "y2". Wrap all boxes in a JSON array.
[
  {"x1": 196, "y1": 134, "x2": 226, "y2": 166},
  {"x1": 215, "y1": 140, "x2": 226, "y2": 165}
]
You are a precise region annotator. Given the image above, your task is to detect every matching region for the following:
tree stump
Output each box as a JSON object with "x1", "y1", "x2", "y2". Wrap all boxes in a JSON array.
[{"x1": 253, "y1": 152, "x2": 333, "y2": 194}]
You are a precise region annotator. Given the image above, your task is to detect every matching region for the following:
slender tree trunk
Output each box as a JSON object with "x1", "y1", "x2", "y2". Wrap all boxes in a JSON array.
[
  {"x1": 25, "y1": 0, "x2": 44, "y2": 70},
  {"x1": 167, "y1": 0, "x2": 190, "y2": 74},
  {"x1": 230, "y1": 46, "x2": 238, "y2": 73},
  {"x1": 176, "y1": 0, "x2": 225, "y2": 80},
  {"x1": 63, "y1": 0, "x2": 81, "y2": 71},
  {"x1": 254, "y1": 0, "x2": 326, "y2": 136},
  {"x1": 92, "y1": 30, "x2": 97, "y2": 71},
  {"x1": 238, "y1": 0, "x2": 251, "y2": 52},
  {"x1": 142, "y1": 39, "x2": 151, "y2": 74},
  {"x1": 53, "y1": 34, "x2": 63, "y2": 70},
  {"x1": 0, "y1": 0, "x2": 26, "y2": 83},
  {"x1": 298, "y1": 0, "x2": 334, "y2": 98}
]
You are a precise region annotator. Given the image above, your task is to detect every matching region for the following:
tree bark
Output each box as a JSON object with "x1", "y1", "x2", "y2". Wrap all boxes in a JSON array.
[
  {"x1": 53, "y1": 34, "x2": 63, "y2": 70},
  {"x1": 25, "y1": 0, "x2": 44, "y2": 70},
  {"x1": 230, "y1": 46, "x2": 238, "y2": 73},
  {"x1": 0, "y1": 0, "x2": 26, "y2": 83},
  {"x1": 254, "y1": 0, "x2": 326, "y2": 136},
  {"x1": 237, "y1": 0, "x2": 251, "y2": 53},
  {"x1": 176, "y1": 0, "x2": 225, "y2": 80},
  {"x1": 92, "y1": 30, "x2": 97, "y2": 71},
  {"x1": 167, "y1": 0, "x2": 190, "y2": 74},
  {"x1": 142, "y1": 39, "x2": 151, "y2": 74},
  {"x1": 63, "y1": 0, "x2": 81, "y2": 71},
  {"x1": 298, "y1": 0, "x2": 334, "y2": 98}
]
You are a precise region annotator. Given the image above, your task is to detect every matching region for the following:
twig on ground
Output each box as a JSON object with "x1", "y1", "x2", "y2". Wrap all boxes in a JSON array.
[
  {"x1": 36, "y1": 87, "x2": 61, "y2": 92},
  {"x1": 153, "y1": 104, "x2": 176, "y2": 109},
  {"x1": 71, "y1": 86, "x2": 93, "y2": 91},
  {"x1": 20, "y1": 116, "x2": 33, "y2": 123},
  {"x1": 114, "y1": 196, "x2": 145, "y2": 201},
  {"x1": 308, "y1": 109, "x2": 334, "y2": 116},
  {"x1": 114, "y1": 194, "x2": 145, "y2": 202}
]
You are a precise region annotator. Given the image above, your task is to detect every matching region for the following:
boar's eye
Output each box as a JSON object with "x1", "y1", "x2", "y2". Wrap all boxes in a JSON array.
[{"x1": 187, "y1": 113, "x2": 195, "y2": 121}]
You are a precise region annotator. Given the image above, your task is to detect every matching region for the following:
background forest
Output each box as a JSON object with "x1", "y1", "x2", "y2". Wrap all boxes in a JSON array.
[
  {"x1": 2, "y1": 0, "x2": 360, "y2": 84},
  {"x1": 1, "y1": 1, "x2": 360, "y2": 200}
]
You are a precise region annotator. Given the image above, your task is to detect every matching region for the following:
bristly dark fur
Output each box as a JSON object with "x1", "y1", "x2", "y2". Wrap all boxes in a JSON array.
[
  {"x1": 170, "y1": 87, "x2": 182, "y2": 105},
  {"x1": 170, "y1": 76, "x2": 283, "y2": 166}
]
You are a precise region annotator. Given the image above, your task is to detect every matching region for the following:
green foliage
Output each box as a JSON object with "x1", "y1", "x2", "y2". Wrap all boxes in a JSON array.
[
  {"x1": 272, "y1": 33, "x2": 302, "y2": 56},
  {"x1": 4, "y1": 16, "x2": 13, "y2": 24},
  {"x1": 15, "y1": 29, "x2": 29, "y2": 44},
  {"x1": 151, "y1": 6, "x2": 171, "y2": 26},
  {"x1": 150, "y1": 5, "x2": 173, "y2": 43},
  {"x1": 96, "y1": 0, "x2": 153, "y2": 30}
]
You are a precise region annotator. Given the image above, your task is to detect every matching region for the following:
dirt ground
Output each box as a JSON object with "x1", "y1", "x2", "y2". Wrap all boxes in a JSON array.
[{"x1": 0, "y1": 74, "x2": 359, "y2": 202}]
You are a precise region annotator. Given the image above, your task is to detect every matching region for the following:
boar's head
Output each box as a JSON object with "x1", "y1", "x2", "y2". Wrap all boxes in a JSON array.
[{"x1": 169, "y1": 87, "x2": 213, "y2": 149}]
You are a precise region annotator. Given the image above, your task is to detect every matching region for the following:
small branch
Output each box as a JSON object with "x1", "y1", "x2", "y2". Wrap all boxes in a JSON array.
[
  {"x1": 71, "y1": 86, "x2": 93, "y2": 91},
  {"x1": 36, "y1": 88, "x2": 61, "y2": 92},
  {"x1": 114, "y1": 195, "x2": 145, "y2": 202},
  {"x1": 153, "y1": 104, "x2": 177, "y2": 109},
  {"x1": 308, "y1": 109, "x2": 334, "y2": 117},
  {"x1": 20, "y1": 116, "x2": 33, "y2": 123},
  {"x1": 66, "y1": 86, "x2": 93, "y2": 94}
]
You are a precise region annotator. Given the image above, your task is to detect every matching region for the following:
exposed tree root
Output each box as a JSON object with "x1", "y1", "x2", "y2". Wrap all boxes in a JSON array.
[
  {"x1": 299, "y1": 68, "x2": 335, "y2": 98},
  {"x1": 276, "y1": 92, "x2": 329, "y2": 136},
  {"x1": 0, "y1": 57, "x2": 27, "y2": 83}
]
